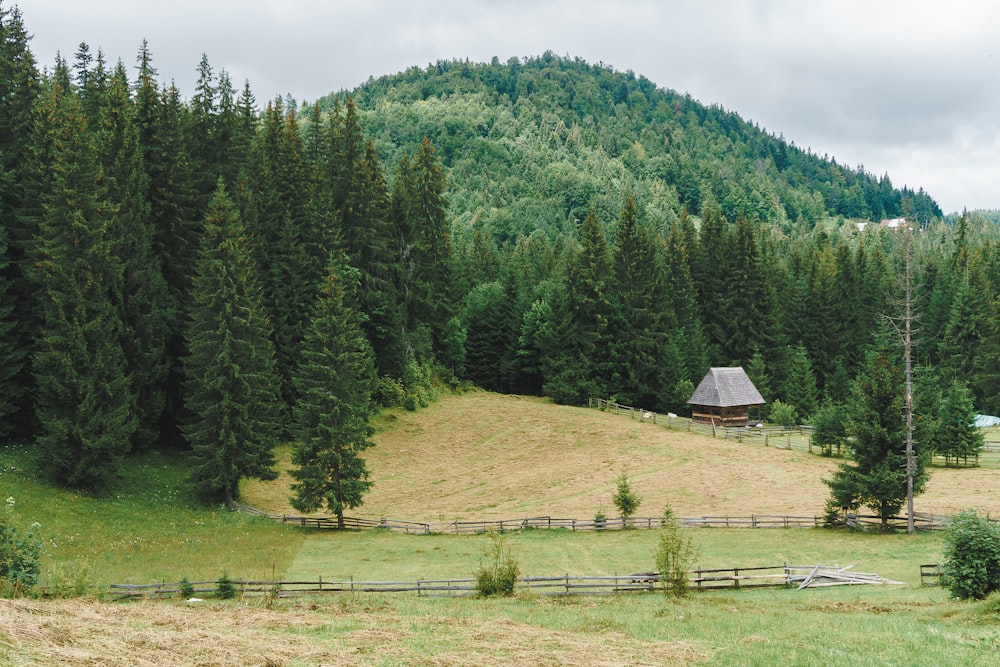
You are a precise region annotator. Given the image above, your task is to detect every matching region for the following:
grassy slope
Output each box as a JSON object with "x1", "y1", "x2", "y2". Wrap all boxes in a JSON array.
[
  {"x1": 0, "y1": 444, "x2": 305, "y2": 587},
  {"x1": 4, "y1": 391, "x2": 1000, "y2": 666},
  {"x1": 245, "y1": 391, "x2": 1000, "y2": 520}
]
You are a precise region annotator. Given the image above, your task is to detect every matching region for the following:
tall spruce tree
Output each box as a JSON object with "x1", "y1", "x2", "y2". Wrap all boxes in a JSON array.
[
  {"x1": 609, "y1": 194, "x2": 684, "y2": 409},
  {"x1": 0, "y1": 216, "x2": 20, "y2": 440},
  {"x1": 0, "y1": 1, "x2": 39, "y2": 439},
  {"x1": 825, "y1": 328, "x2": 929, "y2": 529},
  {"x1": 95, "y1": 62, "x2": 172, "y2": 448},
  {"x1": 783, "y1": 345, "x2": 819, "y2": 422},
  {"x1": 29, "y1": 75, "x2": 136, "y2": 489},
  {"x1": 182, "y1": 180, "x2": 281, "y2": 505},
  {"x1": 290, "y1": 261, "x2": 377, "y2": 529},
  {"x1": 392, "y1": 138, "x2": 453, "y2": 361}
]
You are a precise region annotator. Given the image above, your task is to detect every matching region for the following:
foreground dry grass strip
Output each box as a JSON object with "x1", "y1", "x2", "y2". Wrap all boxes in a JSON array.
[{"x1": 0, "y1": 598, "x2": 708, "y2": 666}]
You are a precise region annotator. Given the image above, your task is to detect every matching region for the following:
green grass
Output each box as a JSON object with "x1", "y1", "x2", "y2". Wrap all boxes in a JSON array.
[
  {"x1": 0, "y1": 443, "x2": 305, "y2": 587},
  {"x1": 286, "y1": 525, "x2": 944, "y2": 586}
]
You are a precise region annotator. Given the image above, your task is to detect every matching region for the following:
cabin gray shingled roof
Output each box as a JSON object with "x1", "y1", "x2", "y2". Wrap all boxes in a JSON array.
[{"x1": 686, "y1": 367, "x2": 765, "y2": 407}]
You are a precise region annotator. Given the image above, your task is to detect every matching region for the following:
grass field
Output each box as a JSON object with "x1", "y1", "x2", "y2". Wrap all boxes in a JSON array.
[{"x1": 3, "y1": 391, "x2": 1000, "y2": 666}]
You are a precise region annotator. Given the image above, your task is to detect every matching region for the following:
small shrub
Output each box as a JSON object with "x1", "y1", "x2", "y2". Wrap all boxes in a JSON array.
[
  {"x1": 655, "y1": 503, "x2": 698, "y2": 597},
  {"x1": 942, "y1": 510, "x2": 1000, "y2": 600},
  {"x1": 594, "y1": 507, "x2": 607, "y2": 528},
  {"x1": 264, "y1": 582, "x2": 281, "y2": 609},
  {"x1": 474, "y1": 531, "x2": 520, "y2": 597},
  {"x1": 769, "y1": 399, "x2": 798, "y2": 429},
  {"x1": 374, "y1": 375, "x2": 406, "y2": 407},
  {"x1": 0, "y1": 497, "x2": 42, "y2": 598},
  {"x1": 45, "y1": 559, "x2": 96, "y2": 598},
  {"x1": 612, "y1": 473, "x2": 641, "y2": 524},
  {"x1": 178, "y1": 577, "x2": 195, "y2": 599},
  {"x1": 216, "y1": 572, "x2": 237, "y2": 599}
]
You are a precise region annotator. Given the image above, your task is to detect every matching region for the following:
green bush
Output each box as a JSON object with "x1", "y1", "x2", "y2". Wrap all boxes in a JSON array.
[
  {"x1": 474, "y1": 531, "x2": 520, "y2": 597},
  {"x1": 655, "y1": 504, "x2": 698, "y2": 596},
  {"x1": 374, "y1": 375, "x2": 406, "y2": 407},
  {"x1": 942, "y1": 510, "x2": 1000, "y2": 600},
  {"x1": 0, "y1": 497, "x2": 42, "y2": 598},
  {"x1": 769, "y1": 399, "x2": 798, "y2": 429},
  {"x1": 216, "y1": 573, "x2": 237, "y2": 599}
]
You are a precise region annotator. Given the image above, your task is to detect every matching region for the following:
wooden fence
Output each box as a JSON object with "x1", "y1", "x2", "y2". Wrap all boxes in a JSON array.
[
  {"x1": 110, "y1": 564, "x2": 896, "y2": 601},
  {"x1": 589, "y1": 397, "x2": 815, "y2": 452},
  {"x1": 591, "y1": 397, "x2": 1000, "y2": 468},
  {"x1": 238, "y1": 504, "x2": 949, "y2": 534},
  {"x1": 920, "y1": 563, "x2": 943, "y2": 587},
  {"x1": 236, "y1": 504, "x2": 828, "y2": 534}
]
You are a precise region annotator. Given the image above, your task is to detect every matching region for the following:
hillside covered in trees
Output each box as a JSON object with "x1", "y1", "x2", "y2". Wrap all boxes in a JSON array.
[{"x1": 1, "y1": 3, "x2": 995, "y2": 500}]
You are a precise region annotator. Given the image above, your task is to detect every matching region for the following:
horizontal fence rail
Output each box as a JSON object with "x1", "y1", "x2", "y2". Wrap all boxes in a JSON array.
[
  {"x1": 108, "y1": 564, "x2": 905, "y2": 601},
  {"x1": 236, "y1": 504, "x2": 948, "y2": 534},
  {"x1": 235, "y1": 504, "x2": 831, "y2": 534}
]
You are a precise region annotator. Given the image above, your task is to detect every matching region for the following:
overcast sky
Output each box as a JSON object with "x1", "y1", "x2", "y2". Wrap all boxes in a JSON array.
[{"x1": 16, "y1": 0, "x2": 1000, "y2": 214}]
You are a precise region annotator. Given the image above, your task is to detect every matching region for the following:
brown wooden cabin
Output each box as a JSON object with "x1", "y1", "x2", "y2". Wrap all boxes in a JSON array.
[{"x1": 687, "y1": 367, "x2": 765, "y2": 427}]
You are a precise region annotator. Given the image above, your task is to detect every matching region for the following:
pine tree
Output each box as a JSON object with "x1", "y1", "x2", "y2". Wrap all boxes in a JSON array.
[
  {"x1": 825, "y1": 328, "x2": 930, "y2": 529},
  {"x1": 609, "y1": 194, "x2": 684, "y2": 410},
  {"x1": 463, "y1": 280, "x2": 516, "y2": 391},
  {"x1": 245, "y1": 99, "x2": 321, "y2": 407},
  {"x1": 0, "y1": 217, "x2": 21, "y2": 440},
  {"x1": 0, "y1": 1, "x2": 40, "y2": 439},
  {"x1": 290, "y1": 261, "x2": 377, "y2": 528},
  {"x1": 182, "y1": 180, "x2": 281, "y2": 505},
  {"x1": 95, "y1": 62, "x2": 172, "y2": 448},
  {"x1": 663, "y1": 215, "x2": 709, "y2": 385},
  {"x1": 559, "y1": 210, "x2": 614, "y2": 401},
  {"x1": 392, "y1": 138, "x2": 453, "y2": 360},
  {"x1": 935, "y1": 379, "x2": 984, "y2": 466},
  {"x1": 29, "y1": 76, "x2": 136, "y2": 489},
  {"x1": 783, "y1": 345, "x2": 819, "y2": 422}
]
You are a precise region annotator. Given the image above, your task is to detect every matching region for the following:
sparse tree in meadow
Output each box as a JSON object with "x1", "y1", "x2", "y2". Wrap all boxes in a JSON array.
[{"x1": 612, "y1": 472, "x2": 641, "y2": 525}]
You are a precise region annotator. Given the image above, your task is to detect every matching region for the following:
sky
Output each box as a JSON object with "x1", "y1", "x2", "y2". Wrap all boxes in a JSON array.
[{"x1": 15, "y1": 0, "x2": 1000, "y2": 214}]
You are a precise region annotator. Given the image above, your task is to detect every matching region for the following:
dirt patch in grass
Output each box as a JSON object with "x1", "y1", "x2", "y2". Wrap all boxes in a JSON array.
[
  {"x1": 242, "y1": 392, "x2": 1000, "y2": 522},
  {"x1": 0, "y1": 598, "x2": 708, "y2": 667}
]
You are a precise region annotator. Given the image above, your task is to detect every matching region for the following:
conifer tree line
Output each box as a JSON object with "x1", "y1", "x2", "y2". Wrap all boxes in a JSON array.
[
  {"x1": 0, "y1": 5, "x2": 995, "y2": 504},
  {"x1": 0, "y1": 4, "x2": 448, "y2": 500}
]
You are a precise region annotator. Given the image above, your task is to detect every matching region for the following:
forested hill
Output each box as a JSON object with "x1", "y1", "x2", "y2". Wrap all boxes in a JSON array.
[
  {"x1": 321, "y1": 52, "x2": 941, "y2": 240},
  {"x1": 2, "y1": 0, "x2": 987, "y2": 505}
]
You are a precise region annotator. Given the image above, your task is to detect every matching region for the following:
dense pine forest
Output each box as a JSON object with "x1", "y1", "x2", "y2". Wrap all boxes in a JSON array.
[{"x1": 1, "y1": 4, "x2": 997, "y2": 500}]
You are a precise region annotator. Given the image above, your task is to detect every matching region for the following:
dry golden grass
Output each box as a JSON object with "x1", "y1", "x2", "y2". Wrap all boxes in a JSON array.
[
  {"x1": 0, "y1": 597, "x2": 708, "y2": 667},
  {"x1": 243, "y1": 391, "x2": 1000, "y2": 521}
]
